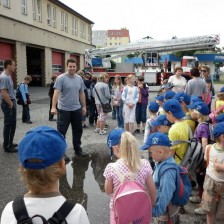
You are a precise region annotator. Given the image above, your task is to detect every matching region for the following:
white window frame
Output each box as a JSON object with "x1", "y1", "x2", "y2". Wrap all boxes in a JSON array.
[
  {"x1": 3, "y1": 0, "x2": 10, "y2": 8},
  {"x1": 80, "y1": 21, "x2": 86, "y2": 39},
  {"x1": 21, "y1": 0, "x2": 27, "y2": 15},
  {"x1": 87, "y1": 25, "x2": 91, "y2": 41},
  {"x1": 47, "y1": 3, "x2": 51, "y2": 26},
  {"x1": 71, "y1": 17, "x2": 78, "y2": 36},
  {"x1": 52, "y1": 6, "x2": 56, "y2": 28},
  {"x1": 32, "y1": 0, "x2": 36, "y2": 20},
  {"x1": 36, "y1": 0, "x2": 42, "y2": 22},
  {"x1": 64, "y1": 13, "x2": 68, "y2": 32}
]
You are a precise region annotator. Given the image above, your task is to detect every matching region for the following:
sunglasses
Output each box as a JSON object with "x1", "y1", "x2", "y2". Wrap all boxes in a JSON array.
[{"x1": 201, "y1": 70, "x2": 207, "y2": 72}]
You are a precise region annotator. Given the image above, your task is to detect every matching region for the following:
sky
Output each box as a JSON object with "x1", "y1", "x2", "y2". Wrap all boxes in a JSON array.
[{"x1": 60, "y1": 0, "x2": 224, "y2": 48}]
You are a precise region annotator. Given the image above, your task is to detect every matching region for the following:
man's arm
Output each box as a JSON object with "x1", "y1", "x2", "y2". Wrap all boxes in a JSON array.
[
  {"x1": 51, "y1": 89, "x2": 60, "y2": 115},
  {"x1": 1, "y1": 89, "x2": 13, "y2": 108},
  {"x1": 79, "y1": 91, "x2": 86, "y2": 115}
]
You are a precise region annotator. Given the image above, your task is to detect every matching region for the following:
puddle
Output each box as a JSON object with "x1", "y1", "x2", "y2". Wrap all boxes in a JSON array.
[{"x1": 59, "y1": 143, "x2": 112, "y2": 224}]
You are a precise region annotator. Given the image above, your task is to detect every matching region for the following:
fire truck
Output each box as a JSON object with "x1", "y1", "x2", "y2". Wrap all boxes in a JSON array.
[{"x1": 85, "y1": 34, "x2": 220, "y2": 85}]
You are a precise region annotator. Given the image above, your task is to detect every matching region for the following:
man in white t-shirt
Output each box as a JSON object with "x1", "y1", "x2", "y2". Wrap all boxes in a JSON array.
[{"x1": 0, "y1": 126, "x2": 90, "y2": 224}]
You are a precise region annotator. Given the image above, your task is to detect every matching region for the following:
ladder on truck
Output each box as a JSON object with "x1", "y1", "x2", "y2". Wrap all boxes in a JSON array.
[{"x1": 85, "y1": 34, "x2": 220, "y2": 65}]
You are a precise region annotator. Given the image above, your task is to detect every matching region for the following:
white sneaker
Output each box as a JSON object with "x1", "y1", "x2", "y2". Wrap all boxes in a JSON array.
[
  {"x1": 94, "y1": 129, "x2": 100, "y2": 133},
  {"x1": 99, "y1": 130, "x2": 107, "y2": 135},
  {"x1": 189, "y1": 196, "x2": 201, "y2": 203},
  {"x1": 194, "y1": 206, "x2": 206, "y2": 215}
]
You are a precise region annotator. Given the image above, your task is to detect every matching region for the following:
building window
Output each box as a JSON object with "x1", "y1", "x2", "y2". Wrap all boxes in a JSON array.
[
  {"x1": 72, "y1": 17, "x2": 78, "y2": 36},
  {"x1": 80, "y1": 21, "x2": 86, "y2": 39},
  {"x1": 52, "y1": 64, "x2": 62, "y2": 73},
  {"x1": 47, "y1": 4, "x2": 51, "y2": 26},
  {"x1": 60, "y1": 11, "x2": 64, "y2": 31},
  {"x1": 36, "y1": 0, "x2": 42, "y2": 22},
  {"x1": 88, "y1": 26, "x2": 91, "y2": 41},
  {"x1": 3, "y1": 0, "x2": 10, "y2": 8},
  {"x1": 0, "y1": 61, "x2": 4, "y2": 72},
  {"x1": 32, "y1": 0, "x2": 36, "y2": 20},
  {"x1": 21, "y1": 0, "x2": 27, "y2": 14},
  {"x1": 64, "y1": 13, "x2": 68, "y2": 32},
  {"x1": 52, "y1": 7, "x2": 56, "y2": 27}
]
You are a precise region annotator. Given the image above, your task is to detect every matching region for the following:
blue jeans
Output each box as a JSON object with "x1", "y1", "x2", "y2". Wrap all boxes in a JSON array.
[
  {"x1": 116, "y1": 104, "x2": 124, "y2": 128},
  {"x1": 135, "y1": 103, "x2": 147, "y2": 124},
  {"x1": 57, "y1": 108, "x2": 83, "y2": 154},
  {"x1": 1, "y1": 100, "x2": 17, "y2": 149}
]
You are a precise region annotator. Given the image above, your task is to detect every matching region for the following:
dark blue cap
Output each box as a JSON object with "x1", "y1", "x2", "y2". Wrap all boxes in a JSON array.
[
  {"x1": 155, "y1": 94, "x2": 164, "y2": 101},
  {"x1": 187, "y1": 102, "x2": 210, "y2": 115},
  {"x1": 216, "y1": 114, "x2": 224, "y2": 123},
  {"x1": 151, "y1": 114, "x2": 172, "y2": 126},
  {"x1": 173, "y1": 92, "x2": 191, "y2": 105},
  {"x1": 163, "y1": 99, "x2": 186, "y2": 119},
  {"x1": 148, "y1": 102, "x2": 159, "y2": 113},
  {"x1": 164, "y1": 90, "x2": 175, "y2": 100},
  {"x1": 213, "y1": 122, "x2": 224, "y2": 138}
]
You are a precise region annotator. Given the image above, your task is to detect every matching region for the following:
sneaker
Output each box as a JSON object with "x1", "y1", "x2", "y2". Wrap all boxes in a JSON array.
[
  {"x1": 134, "y1": 129, "x2": 140, "y2": 134},
  {"x1": 94, "y1": 129, "x2": 100, "y2": 133},
  {"x1": 82, "y1": 124, "x2": 88, "y2": 128},
  {"x1": 178, "y1": 206, "x2": 186, "y2": 214},
  {"x1": 189, "y1": 196, "x2": 201, "y2": 203},
  {"x1": 103, "y1": 127, "x2": 108, "y2": 131},
  {"x1": 99, "y1": 130, "x2": 107, "y2": 135},
  {"x1": 194, "y1": 206, "x2": 206, "y2": 215},
  {"x1": 105, "y1": 124, "x2": 109, "y2": 128}
]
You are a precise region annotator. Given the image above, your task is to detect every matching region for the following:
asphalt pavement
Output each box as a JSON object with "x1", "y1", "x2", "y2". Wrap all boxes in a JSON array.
[{"x1": 0, "y1": 85, "x2": 223, "y2": 223}]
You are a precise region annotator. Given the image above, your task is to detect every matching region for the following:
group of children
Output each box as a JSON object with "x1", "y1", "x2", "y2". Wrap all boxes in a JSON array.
[{"x1": 103, "y1": 85, "x2": 224, "y2": 224}]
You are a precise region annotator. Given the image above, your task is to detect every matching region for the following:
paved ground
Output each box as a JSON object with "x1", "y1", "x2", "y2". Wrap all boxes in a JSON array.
[{"x1": 0, "y1": 85, "x2": 223, "y2": 223}]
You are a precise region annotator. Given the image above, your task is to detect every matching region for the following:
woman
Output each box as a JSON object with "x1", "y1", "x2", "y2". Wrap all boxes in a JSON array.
[
  {"x1": 112, "y1": 75, "x2": 124, "y2": 128},
  {"x1": 168, "y1": 67, "x2": 187, "y2": 93}
]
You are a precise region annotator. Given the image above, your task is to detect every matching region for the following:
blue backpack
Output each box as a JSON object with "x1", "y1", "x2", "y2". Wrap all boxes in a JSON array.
[{"x1": 157, "y1": 163, "x2": 192, "y2": 206}]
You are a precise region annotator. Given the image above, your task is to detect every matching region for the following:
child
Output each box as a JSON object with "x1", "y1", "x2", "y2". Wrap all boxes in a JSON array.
[
  {"x1": 141, "y1": 132, "x2": 180, "y2": 224},
  {"x1": 213, "y1": 87, "x2": 224, "y2": 116},
  {"x1": 103, "y1": 128, "x2": 156, "y2": 223},
  {"x1": 121, "y1": 74, "x2": 139, "y2": 134},
  {"x1": 151, "y1": 114, "x2": 172, "y2": 135},
  {"x1": 163, "y1": 90, "x2": 175, "y2": 101},
  {"x1": 202, "y1": 122, "x2": 224, "y2": 224},
  {"x1": 155, "y1": 94, "x2": 165, "y2": 115},
  {"x1": 0, "y1": 126, "x2": 90, "y2": 224},
  {"x1": 143, "y1": 101, "x2": 159, "y2": 143}
]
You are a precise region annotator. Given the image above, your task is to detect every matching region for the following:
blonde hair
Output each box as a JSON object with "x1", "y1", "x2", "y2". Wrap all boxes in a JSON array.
[
  {"x1": 217, "y1": 92, "x2": 224, "y2": 101},
  {"x1": 113, "y1": 75, "x2": 123, "y2": 89},
  {"x1": 24, "y1": 75, "x2": 32, "y2": 81},
  {"x1": 120, "y1": 132, "x2": 141, "y2": 172},
  {"x1": 98, "y1": 72, "x2": 108, "y2": 82},
  {"x1": 127, "y1": 74, "x2": 135, "y2": 83},
  {"x1": 77, "y1": 70, "x2": 85, "y2": 78},
  {"x1": 19, "y1": 159, "x2": 64, "y2": 193},
  {"x1": 194, "y1": 110, "x2": 209, "y2": 123},
  {"x1": 201, "y1": 65, "x2": 210, "y2": 74}
]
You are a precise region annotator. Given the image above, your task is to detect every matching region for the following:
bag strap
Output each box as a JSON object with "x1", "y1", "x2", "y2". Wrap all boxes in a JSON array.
[
  {"x1": 48, "y1": 200, "x2": 76, "y2": 224},
  {"x1": 94, "y1": 86, "x2": 103, "y2": 105},
  {"x1": 13, "y1": 195, "x2": 30, "y2": 224}
]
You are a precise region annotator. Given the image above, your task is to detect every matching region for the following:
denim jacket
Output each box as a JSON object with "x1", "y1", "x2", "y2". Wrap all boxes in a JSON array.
[{"x1": 152, "y1": 156, "x2": 177, "y2": 217}]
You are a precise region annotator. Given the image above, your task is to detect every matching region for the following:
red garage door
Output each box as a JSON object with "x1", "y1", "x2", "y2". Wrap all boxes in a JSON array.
[
  {"x1": 52, "y1": 51, "x2": 63, "y2": 75},
  {"x1": 0, "y1": 42, "x2": 14, "y2": 72}
]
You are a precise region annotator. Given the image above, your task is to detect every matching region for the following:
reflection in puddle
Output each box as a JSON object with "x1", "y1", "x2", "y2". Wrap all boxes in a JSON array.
[{"x1": 59, "y1": 145, "x2": 111, "y2": 223}]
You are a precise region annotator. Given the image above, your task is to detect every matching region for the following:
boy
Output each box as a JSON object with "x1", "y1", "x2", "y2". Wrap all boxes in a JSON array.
[
  {"x1": 151, "y1": 114, "x2": 172, "y2": 135},
  {"x1": 141, "y1": 132, "x2": 179, "y2": 224},
  {"x1": 155, "y1": 95, "x2": 165, "y2": 115},
  {"x1": 1, "y1": 126, "x2": 90, "y2": 224}
]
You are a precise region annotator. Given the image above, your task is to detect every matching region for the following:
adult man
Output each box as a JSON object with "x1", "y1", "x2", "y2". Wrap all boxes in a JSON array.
[
  {"x1": 51, "y1": 58, "x2": 87, "y2": 158},
  {"x1": 0, "y1": 59, "x2": 17, "y2": 153}
]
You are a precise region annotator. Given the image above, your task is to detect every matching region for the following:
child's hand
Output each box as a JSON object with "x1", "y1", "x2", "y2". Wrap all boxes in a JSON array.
[{"x1": 214, "y1": 159, "x2": 224, "y2": 172}]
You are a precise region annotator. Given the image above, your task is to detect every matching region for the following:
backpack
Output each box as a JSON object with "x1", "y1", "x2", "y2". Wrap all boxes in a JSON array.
[
  {"x1": 16, "y1": 84, "x2": 23, "y2": 100},
  {"x1": 112, "y1": 163, "x2": 152, "y2": 224},
  {"x1": 13, "y1": 195, "x2": 75, "y2": 224},
  {"x1": 200, "y1": 122, "x2": 215, "y2": 144},
  {"x1": 157, "y1": 162, "x2": 192, "y2": 206}
]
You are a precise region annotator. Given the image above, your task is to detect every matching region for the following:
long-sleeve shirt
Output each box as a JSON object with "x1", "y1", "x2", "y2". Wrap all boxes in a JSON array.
[
  {"x1": 19, "y1": 82, "x2": 29, "y2": 102},
  {"x1": 152, "y1": 157, "x2": 177, "y2": 217}
]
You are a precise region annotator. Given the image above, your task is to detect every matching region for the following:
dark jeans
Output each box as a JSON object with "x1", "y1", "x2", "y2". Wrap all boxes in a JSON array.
[
  {"x1": 135, "y1": 103, "x2": 147, "y2": 124},
  {"x1": 89, "y1": 101, "x2": 98, "y2": 125},
  {"x1": 57, "y1": 108, "x2": 83, "y2": 154},
  {"x1": 1, "y1": 100, "x2": 17, "y2": 149},
  {"x1": 115, "y1": 104, "x2": 124, "y2": 128},
  {"x1": 112, "y1": 106, "x2": 116, "y2": 119},
  {"x1": 22, "y1": 104, "x2": 30, "y2": 122}
]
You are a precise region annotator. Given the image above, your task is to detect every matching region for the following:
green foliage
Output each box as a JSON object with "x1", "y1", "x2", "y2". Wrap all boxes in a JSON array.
[{"x1": 173, "y1": 50, "x2": 197, "y2": 57}]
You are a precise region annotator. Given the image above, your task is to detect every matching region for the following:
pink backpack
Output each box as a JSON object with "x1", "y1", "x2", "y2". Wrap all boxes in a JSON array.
[{"x1": 113, "y1": 164, "x2": 152, "y2": 224}]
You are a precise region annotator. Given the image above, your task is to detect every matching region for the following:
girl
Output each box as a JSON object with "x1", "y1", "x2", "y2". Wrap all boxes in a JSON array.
[
  {"x1": 121, "y1": 74, "x2": 139, "y2": 134},
  {"x1": 202, "y1": 122, "x2": 224, "y2": 224},
  {"x1": 104, "y1": 129, "x2": 156, "y2": 223},
  {"x1": 112, "y1": 75, "x2": 124, "y2": 128}
]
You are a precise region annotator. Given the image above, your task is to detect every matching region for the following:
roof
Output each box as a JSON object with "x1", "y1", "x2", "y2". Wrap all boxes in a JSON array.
[
  {"x1": 52, "y1": 0, "x2": 94, "y2": 24},
  {"x1": 108, "y1": 29, "x2": 130, "y2": 38}
]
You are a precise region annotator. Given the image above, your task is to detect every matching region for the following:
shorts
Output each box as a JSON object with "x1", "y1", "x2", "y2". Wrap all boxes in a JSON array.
[
  {"x1": 123, "y1": 104, "x2": 136, "y2": 123},
  {"x1": 202, "y1": 175, "x2": 224, "y2": 217},
  {"x1": 96, "y1": 104, "x2": 106, "y2": 122}
]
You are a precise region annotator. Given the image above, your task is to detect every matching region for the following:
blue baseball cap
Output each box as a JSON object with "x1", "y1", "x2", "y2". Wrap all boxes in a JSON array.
[
  {"x1": 213, "y1": 122, "x2": 224, "y2": 138},
  {"x1": 155, "y1": 94, "x2": 164, "y2": 102},
  {"x1": 216, "y1": 114, "x2": 224, "y2": 123},
  {"x1": 148, "y1": 102, "x2": 159, "y2": 113},
  {"x1": 187, "y1": 102, "x2": 210, "y2": 115},
  {"x1": 151, "y1": 114, "x2": 173, "y2": 126},
  {"x1": 219, "y1": 87, "x2": 224, "y2": 92},
  {"x1": 141, "y1": 132, "x2": 172, "y2": 150},
  {"x1": 173, "y1": 92, "x2": 191, "y2": 105},
  {"x1": 18, "y1": 126, "x2": 67, "y2": 169},
  {"x1": 190, "y1": 96, "x2": 203, "y2": 104},
  {"x1": 163, "y1": 99, "x2": 186, "y2": 119},
  {"x1": 164, "y1": 90, "x2": 175, "y2": 100},
  {"x1": 107, "y1": 128, "x2": 125, "y2": 157}
]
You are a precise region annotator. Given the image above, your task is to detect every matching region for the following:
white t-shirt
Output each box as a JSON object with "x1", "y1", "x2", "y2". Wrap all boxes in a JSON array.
[
  {"x1": 1, "y1": 196, "x2": 90, "y2": 224},
  {"x1": 168, "y1": 75, "x2": 187, "y2": 93}
]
